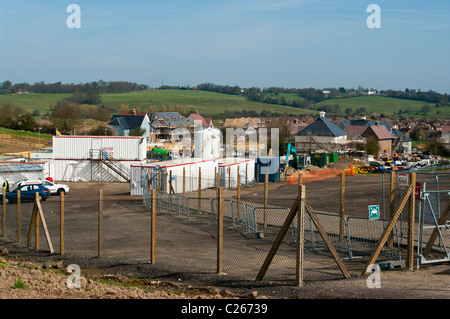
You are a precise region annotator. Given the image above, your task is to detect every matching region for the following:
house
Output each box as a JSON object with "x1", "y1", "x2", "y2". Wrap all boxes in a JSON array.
[
  {"x1": 108, "y1": 111, "x2": 153, "y2": 141},
  {"x1": 148, "y1": 112, "x2": 190, "y2": 142},
  {"x1": 362, "y1": 123, "x2": 394, "y2": 158},
  {"x1": 439, "y1": 126, "x2": 450, "y2": 150},
  {"x1": 295, "y1": 112, "x2": 348, "y2": 153},
  {"x1": 338, "y1": 117, "x2": 391, "y2": 131},
  {"x1": 187, "y1": 110, "x2": 213, "y2": 129},
  {"x1": 344, "y1": 125, "x2": 368, "y2": 142},
  {"x1": 223, "y1": 117, "x2": 262, "y2": 129}
]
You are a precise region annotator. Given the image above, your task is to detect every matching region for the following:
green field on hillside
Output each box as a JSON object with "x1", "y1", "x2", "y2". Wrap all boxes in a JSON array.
[
  {"x1": 315, "y1": 95, "x2": 448, "y2": 118},
  {"x1": 98, "y1": 90, "x2": 314, "y2": 116},
  {"x1": 0, "y1": 90, "x2": 314, "y2": 117},
  {"x1": 0, "y1": 90, "x2": 448, "y2": 119}
]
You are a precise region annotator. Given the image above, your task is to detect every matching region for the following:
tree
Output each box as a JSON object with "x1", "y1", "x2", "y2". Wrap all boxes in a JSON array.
[
  {"x1": 365, "y1": 136, "x2": 380, "y2": 156},
  {"x1": 51, "y1": 100, "x2": 82, "y2": 133},
  {"x1": 421, "y1": 105, "x2": 431, "y2": 114},
  {"x1": 129, "y1": 127, "x2": 146, "y2": 137}
]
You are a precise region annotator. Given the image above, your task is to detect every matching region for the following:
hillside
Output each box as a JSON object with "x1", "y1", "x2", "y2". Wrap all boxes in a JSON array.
[
  {"x1": 315, "y1": 96, "x2": 448, "y2": 118},
  {"x1": 0, "y1": 90, "x2": 314, "y2": 117},
  {"x1": 0, "y1": 90, "x2": 448, "y2": 119}
]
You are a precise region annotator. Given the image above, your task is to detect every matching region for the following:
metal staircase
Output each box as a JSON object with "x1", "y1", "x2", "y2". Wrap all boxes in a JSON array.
[{"x1": 90, "y1": 149, "x2": 131, "y2": 182}]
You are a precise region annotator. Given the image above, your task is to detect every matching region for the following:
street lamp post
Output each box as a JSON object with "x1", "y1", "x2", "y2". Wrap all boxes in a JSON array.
[{"x1": 38, "y1": 126, "x2": 41, "y2": 149}]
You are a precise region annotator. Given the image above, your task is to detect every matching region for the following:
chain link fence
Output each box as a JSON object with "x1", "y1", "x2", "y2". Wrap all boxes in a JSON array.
[{"x1": 1, "y1": 171, "x2": 448, "y2": 286}]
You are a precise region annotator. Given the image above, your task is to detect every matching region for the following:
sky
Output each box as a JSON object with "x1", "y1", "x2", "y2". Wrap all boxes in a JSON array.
[{"x1": 0, "y1": 0, "x2": 449, "y2": 93}]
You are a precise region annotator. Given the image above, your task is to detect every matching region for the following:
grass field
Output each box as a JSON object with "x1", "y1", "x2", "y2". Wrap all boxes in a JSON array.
[
  {"x1": 315, "y1": 95, "x2": 449, "y2": 118},
  {"x1": 0, "y1": 90, "x2": 448, "y2": 119},
  {"x1": 0, "y1": 90, "x2": 314, "y2": 117}
]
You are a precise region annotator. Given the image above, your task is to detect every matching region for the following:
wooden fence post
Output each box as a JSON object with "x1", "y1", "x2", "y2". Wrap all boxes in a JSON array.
[
  {"x1": 217, "y1": 187, "x2": 223, "y2": 274},
  {"x1": 35, "y1": 192, "x2": 39, "y2": 250},
  {"x1": 215, "y1": 167, "x2": 217, "y2": 190},
  {"x1": 296, "y1": 182, "x2": 306, "y2": 287},
  {"x1": 150, "y1": 189, "x2": 156, "y2": 263},
  {"x1": 98, "y1": 190, "x2": 103, "y2": 259},
  {"x1": 237, "y1": 169, "x2": 241, "y2": 221},
  {"x1": 407, "y1": 172, "x2": 416, "y2": 270},
  {"x1": 2, "y1": 188, "x2": 5, "y2": 237},
  {"x1": 264, "y1": 172, "x2": 268, "y2": 229},
  {"x1": 257, "y1": 164, "x2": 260, "y2": 185},
  {"x1": 60, "y1": 192, "x2": 65, "y2": 255},
  {"x1": 363, "y1": 183, "x2": 414, "y2": 275},
  {"x1": 245, "y1": 163, "x2": 248, "y2": 187},
  {"x1": 183, "y1": 167, "x2": 186, "y2": 196},
  {"x1": 198, "y1": 167, "x2": 201, "y2": 214},
  {"x1": 17, "y1": 190, "x2": 21, "y2": 242},
  {"x1": 340, "y1": 172, "x2": 345, "y2": 241},
  {"x1": 388, "y1": 171, "x2": 396, "y2": 247}
]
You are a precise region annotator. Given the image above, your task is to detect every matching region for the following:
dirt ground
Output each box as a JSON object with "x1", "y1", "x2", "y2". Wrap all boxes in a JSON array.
[{"x1": 0, "y1": 177, "x2": 449, "y2": 301}]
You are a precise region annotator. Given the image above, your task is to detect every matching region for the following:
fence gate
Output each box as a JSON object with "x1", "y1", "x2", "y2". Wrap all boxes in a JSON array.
[{"x1": 417, "y1": 183, "x2": 450, "y2": 268}]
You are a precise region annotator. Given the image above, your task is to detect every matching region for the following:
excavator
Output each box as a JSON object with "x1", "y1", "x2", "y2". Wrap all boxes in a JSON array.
[{"x1": 285, "y1": 143, "x2": 298, "y2": 170}]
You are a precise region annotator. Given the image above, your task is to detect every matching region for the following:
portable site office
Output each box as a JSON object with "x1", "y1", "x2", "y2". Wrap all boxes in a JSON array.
[{"x1": 130, "y1": 158, "x2": 219, "y2": 195}]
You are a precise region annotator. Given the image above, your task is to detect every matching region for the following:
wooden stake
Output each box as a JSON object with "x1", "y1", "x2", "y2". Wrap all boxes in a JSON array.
[
  {"x1": 237, "y1": 169, "x2": 241, "y2": 221},
  {"x1": 256, "y1": 194, "x2": 300, "y2": 281},
  {"x1": 245, "y1": 163, "x2": 248, "y2": 187},
  {"x1": 198, "y1": 167, "x2": 201, "y2": 214},
  {"x1": 407, "y1": 173, "x2": 416, "y2": 269},
  {"x1": 264, "y1": 172, "x2": 268, "y2": 229},
  {"x1": 217, "y1": 187, "x2": 224, "y2": 274},
  {"x1": 2, "y1": 188, "x2": 5, "y2": 237},
  {"x1": 98, "y1": 190, "x2": 103, "y2": 259},
  {"x1": 60, "y1": 192, "x2": 65, "y2": 255},
  {"x1": 35, "y1": 195, "x2": 54, "y2": 253},
  {"x1": 422, "y1": 198, "x2": 450, "y2": 257},
  {"x1": 183, "y1": 167, "x2": 186, "y2": 196},
  {"x1": 363, "y1": 183, "x2": 413, "y2": 275},
  {"x1": 35, "y1": 192, "x2": 39, "y2": 250},
  {"x1": 296, "y1": 184, "x2": 306, "y2": 287},
  {"x1": 340, "y1": 172, "x2": 345, "y2": 241},
  {"x1": 17, "y1": 190, "x2": 21, "y2": 242},
  {"x1": 305, "y1": 203, "x2": 350, "y2": 279},
  {"x1": 388, "y1": 171, "x2": 396, "y2": 247},
  {"x1": 256, "y1": 164, "x2": 260, "y2": 184},
  {"x1": 150, "y1": 189, "x2": 156, "y2": 263}
]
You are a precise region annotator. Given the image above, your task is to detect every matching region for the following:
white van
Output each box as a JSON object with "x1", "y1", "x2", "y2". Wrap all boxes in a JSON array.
[{"x1": 16, "y1": 180, "x2": 70, "y2": 195}]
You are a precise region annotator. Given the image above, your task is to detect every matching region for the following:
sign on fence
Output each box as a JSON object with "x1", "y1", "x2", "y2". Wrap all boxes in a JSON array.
[
  {"x1": 369, "y1": 205, "x2": 380, "y2": 220},
  {"x1": 415, "y1": 182, "x2": 421, "y2": 200},
  {"x1": 398, "y1": 172, "x2": 409, "y2": 189}
]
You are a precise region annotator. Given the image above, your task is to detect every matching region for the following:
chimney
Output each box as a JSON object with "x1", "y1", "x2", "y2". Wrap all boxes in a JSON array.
[
  {"x1": 320, "y1": 111, "x2": 325, "y2": 118},
  {"x1": 130, "y1": 109, "x2": 136, "y2": 115},
  {"x1": 195, "y1": 110, "x2": 199, "y2": 114},
  {"x1": 375, "y1": 121, "x2": 379, "y2": 126}
]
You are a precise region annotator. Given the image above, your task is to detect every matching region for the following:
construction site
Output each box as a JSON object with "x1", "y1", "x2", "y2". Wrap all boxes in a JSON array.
[{"x1": 0, "y1": 118, "x2": 449, "y2": 299}]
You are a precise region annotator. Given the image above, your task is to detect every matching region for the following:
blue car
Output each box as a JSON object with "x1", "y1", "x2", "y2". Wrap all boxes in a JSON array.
[{"x1": 1, "y1": 183, "x2": 50, "y2": 204}]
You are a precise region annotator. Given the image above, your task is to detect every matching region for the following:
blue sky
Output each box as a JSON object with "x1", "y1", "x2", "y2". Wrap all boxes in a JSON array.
[{"x1": 1, "y1": 0, "x2": 449, "y2": 93}]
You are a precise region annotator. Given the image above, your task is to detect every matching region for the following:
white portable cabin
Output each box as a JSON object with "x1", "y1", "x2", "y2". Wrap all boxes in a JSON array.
[
  {"x1": 50, "y1": 136, "x2": 147, "y2": 182},
  {"x1": 130, "y1": 157, "x2": 219, "y2": 195},
  {"x1": 218, "y1": 157, "x2": 255, "y2": 188}
]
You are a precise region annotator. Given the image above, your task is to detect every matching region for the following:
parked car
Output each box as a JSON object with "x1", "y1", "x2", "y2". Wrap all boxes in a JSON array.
[
  {"x1": 1, "y1": 183, "x2": 50, "y2": 204},
  {"x1": 16, "y1": 180, "x2": 69, "y2": 195}
]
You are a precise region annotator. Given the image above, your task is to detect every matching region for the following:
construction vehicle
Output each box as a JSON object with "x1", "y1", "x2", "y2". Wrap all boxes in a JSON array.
[{"x1": 286, "y1": 143, "x2": 298, "y2": 170}]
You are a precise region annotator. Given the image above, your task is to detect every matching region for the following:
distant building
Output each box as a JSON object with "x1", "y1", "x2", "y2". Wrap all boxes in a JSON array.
[
  {"x1": 148, "y1": 112, "x2": 190, "y2": 142},
  {"x1": 362, "y1": 123, "x2": 394, "y2": 158},
  {"x1": 295, "y1": 112, "x2": 348, "y2": 153},
  {"x1": 440, "y1": 126, "x2": 450, "y2": 151},
  {"x1": 187, "y1": 110, "x2": 213, "y2": 129},
  {"x1": 108, "y1": 111, "x2": 153, "y2": 141}
]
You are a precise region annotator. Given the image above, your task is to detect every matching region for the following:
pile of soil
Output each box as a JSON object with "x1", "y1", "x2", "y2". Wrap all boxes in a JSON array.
[{"x1": 327, "y1": 158, "x2": 365, "y2": 170}]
